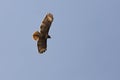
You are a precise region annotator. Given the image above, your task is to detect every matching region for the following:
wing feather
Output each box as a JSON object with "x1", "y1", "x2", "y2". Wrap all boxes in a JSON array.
[{"x1": 40, "y1": 13, "x2": 53, "y2": 36}]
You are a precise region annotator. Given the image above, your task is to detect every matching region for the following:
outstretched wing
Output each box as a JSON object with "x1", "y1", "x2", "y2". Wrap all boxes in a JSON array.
[
  {"x1": 40, "y1": 13, "x2": 54, "y2": 38},
  {"x1": 37, "y1": 13, "x2": 54, "y2": 53}
]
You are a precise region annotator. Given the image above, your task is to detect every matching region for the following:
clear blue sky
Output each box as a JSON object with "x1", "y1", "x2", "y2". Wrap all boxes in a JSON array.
[{"x1": 0, "y1": 0, "x2": 120, "y2": 80}]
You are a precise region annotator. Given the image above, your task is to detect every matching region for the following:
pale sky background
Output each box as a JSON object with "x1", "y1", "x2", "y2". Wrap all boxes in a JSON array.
[{"x1": 0, "y1": 0, "x2": 120, "y2": 80}]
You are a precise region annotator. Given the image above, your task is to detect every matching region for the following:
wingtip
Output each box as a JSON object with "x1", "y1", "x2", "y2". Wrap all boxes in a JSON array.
[
  {"x1": 46, "y1": 13, "x2": 54, "y2": 22},
  {"x1": 38, "y1": 48, "x2": 47, "y2": 54}
]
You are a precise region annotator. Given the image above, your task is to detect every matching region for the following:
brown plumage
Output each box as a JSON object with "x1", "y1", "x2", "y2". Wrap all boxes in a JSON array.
[{"x1": 33, "y1": 13, "x2": 54, "y2": 53}]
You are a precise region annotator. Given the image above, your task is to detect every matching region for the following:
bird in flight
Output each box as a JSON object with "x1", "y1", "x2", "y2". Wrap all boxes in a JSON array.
[{"x1": 33, "y1": 13, "x2": 54, "y2": 54}]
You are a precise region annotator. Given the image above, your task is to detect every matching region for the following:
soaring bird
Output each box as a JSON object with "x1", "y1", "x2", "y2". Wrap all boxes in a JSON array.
[{"x1": 33, "y1": 13, "x2": 54, "y2": 53}]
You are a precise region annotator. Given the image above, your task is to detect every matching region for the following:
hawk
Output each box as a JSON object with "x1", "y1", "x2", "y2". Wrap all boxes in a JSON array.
[{"x1": 33, "y1": 13, "x2": 54, "y2": 54}]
